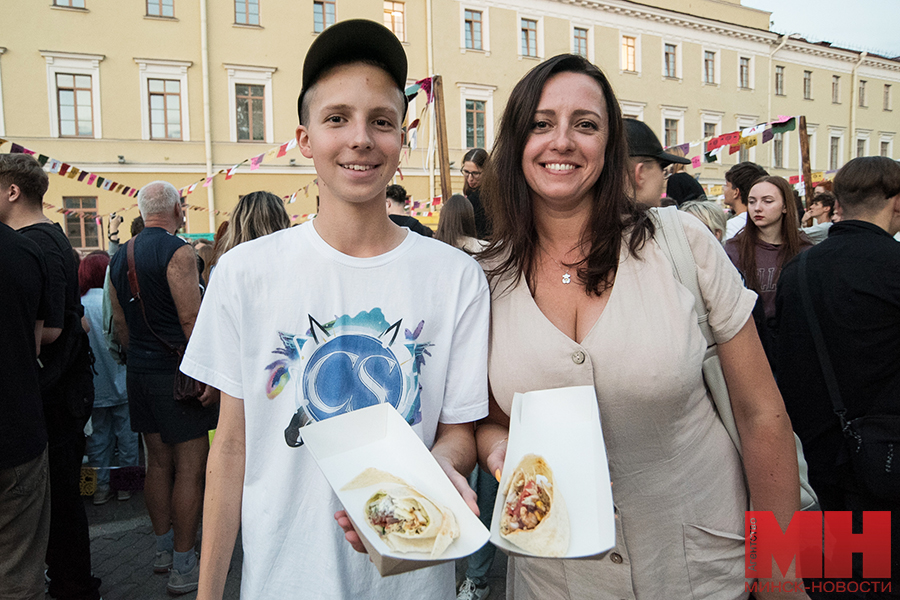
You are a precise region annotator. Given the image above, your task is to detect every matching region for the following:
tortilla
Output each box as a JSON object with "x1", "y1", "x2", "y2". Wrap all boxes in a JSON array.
[
  {"x1": 499, "y1": 454, "x2": 570, "y2": 557},
  {"x1": 343, "y1": 468, "x2": 460, "y2": 558}
]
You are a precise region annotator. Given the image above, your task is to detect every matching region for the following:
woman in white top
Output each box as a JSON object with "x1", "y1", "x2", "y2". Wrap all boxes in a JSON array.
[
  {"x1": 475, "y1": 54, "x2": 805, "y2": 600},
  {"x1": 435, "y1": 194, "x2": 487, "y2": 254}
]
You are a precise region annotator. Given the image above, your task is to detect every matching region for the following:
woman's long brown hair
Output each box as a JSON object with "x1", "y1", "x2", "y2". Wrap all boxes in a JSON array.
[
  {"x1": 732, "y1": 175, "x2": 804, "y2": 293},
  {"x1": 479, "y1": 54, "x2": 653, "y2": 297}
]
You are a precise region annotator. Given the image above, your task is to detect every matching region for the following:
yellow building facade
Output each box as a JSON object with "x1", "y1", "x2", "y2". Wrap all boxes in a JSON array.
[{"x1": 0, "y1": 0, "x2": 897, "y2": 248}]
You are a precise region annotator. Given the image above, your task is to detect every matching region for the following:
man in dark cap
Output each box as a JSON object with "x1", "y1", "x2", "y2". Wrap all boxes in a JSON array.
[{"x1": 624, "y1": 118, "x2": 691, "y2": 207}]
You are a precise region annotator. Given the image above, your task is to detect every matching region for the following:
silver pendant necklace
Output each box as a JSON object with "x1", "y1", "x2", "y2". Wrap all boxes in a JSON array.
[{"x1": 541, "y1": 246, "x2": 573, "y2": 284}]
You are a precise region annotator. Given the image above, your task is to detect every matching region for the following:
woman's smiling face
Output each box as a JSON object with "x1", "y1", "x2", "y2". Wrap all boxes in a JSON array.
[{"x1": 521, "y1": 71, "x2": 609, "y2": 212}]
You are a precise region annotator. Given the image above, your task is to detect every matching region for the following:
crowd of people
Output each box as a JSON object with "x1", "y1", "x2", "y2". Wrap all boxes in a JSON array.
[{"x1": 1, "y1": 16, "x2": 898, "y2": 600}]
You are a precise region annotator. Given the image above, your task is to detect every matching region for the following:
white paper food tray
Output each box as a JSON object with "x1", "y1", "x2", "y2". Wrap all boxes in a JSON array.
[
  {"x1": 300, "y1": 403, "x2": 490, "y2": 576},
  {"x1": 490, "y1": 385, "x2": 615, "y2": 559}
]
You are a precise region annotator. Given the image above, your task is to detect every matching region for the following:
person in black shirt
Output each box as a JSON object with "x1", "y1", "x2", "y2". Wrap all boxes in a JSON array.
[
  {"x1": 461, "y1": 148, "x2": 491, "y2": 240},
  {"x1": 0, "y1": 153, "x2": 101, "y2": 600},
  {"x1": 385, "y1": 183, "x2": 433, "y2": 237},
  {"x1": 776, "y1": 156, "x2": 900, "y2": 598}
]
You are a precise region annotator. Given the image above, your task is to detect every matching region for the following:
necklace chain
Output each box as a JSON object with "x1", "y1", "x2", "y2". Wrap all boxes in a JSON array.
[{"x1": 540, "y1": 245, "x2": 573, "y2": 285}]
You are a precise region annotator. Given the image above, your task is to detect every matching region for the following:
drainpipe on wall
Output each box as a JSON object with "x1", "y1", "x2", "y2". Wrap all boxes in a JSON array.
[
  {"x1": 200, "y1": 0, "x2": 216, "y2": 233},
  {"x1": 426, "y1": 0, "x2": 435, "y2": 201},
  {"x1": 849, "y1": 51, "x2": 867, "y2": 164}
]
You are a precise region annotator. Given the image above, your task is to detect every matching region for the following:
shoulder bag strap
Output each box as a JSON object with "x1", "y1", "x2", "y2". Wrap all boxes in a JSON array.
[
  {"x1": 797, "y1": 250, "x2": 848, "y2": 427},
  {"x1": 126, "y1": 234, "x2": 180, "y2": 356}
]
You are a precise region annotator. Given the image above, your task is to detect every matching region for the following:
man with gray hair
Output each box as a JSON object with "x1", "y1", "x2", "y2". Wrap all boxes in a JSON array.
[{"x1": 108, "y1": 181, "x2": 218, "y2": 595}]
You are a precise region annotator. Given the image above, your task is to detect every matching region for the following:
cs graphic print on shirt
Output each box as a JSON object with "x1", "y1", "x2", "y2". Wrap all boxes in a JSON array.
[{"x1": 265, "y1": 308, "x2": 433, "y2": 447}]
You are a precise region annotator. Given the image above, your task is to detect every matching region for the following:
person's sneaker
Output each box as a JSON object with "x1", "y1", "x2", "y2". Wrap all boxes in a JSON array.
[
  {"x1": 457, "y1": 578, "x2": 491, "y2": 600},
  {"x1": 93, "y1": 486, "x2": 114, "y2": 505},
  {"x1": 117, "y1": 489, "x2": 132, "y2": 501},
  {"x1": 166, "y1": 561, "x2": 199, "y2": 595},
  {"x1": 153, "y1": 550, "x2": 173, "y2": 574}
]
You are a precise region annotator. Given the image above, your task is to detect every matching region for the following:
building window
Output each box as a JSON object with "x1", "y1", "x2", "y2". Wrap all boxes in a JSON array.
[
  {"x1": 55, "y1": 0, "x2": 85, "y2": 7},
  {"x1": 885, "y1": 84, "x2": 892, "y2": 111},
  {"x1": 64, "y1": 197, "x2": 99, "y2": 250},
  {"x1": 704, "y1": 122, "x2": 717, "y2": 139},
  {"x1": 859, "y1": 80, "x2": 866, "y2": 107},
  {"x1": 829, "y1": 136, "x2": 841, "y2": 170},
  {"x1": 147, "y1": 0, "x2": 173, "y2": 17},
  {"x1": 56, "y1": 73, "x2": 93, "y2": 138},
  {"x1": 664, "y1": 118, "x2": 678, "y2": 147},
  {"x1": 384, "y1": 2, "x2": 404, "y2": 41},
  {"x1": 573, "y1": 27, "x2": 588, "y2": 58},
  {"x1": 313, "y1": 0, "x2": 335, "y2": 33},
  {"x1": 704, "y1": 51, "x2": 716, "y2": 84},
  {"x1": 235, "y1": 0, "x2": 259, "y2": 25},
  {"x1": 738, "y1": 57, "x2": 750, "y2": 89},
  {"x1": 773, "y1": 132, "x2": 784, "y2": 168},
  {"x1": 832, "y1": 75, "x2": 840, "y2": 104},
  {"x1": 148, "y1": 79, "x2": 182, "y2": 140},
  {"x1": 520, "y1": 19, "x2": 537, "y2": 57},
  {"x1": 775, "y1": 66, "x2": 784, "y2": 96},
  {"x1": 464, "y1": 10, "x2": 482, "y2": 50},
  {"x1": 236, "y1": 84, "x2": 265, "y2": 142},
  {"x1": 803, "y1": 70, "x2": 812, "y2": 100},
  {"x1": 466, "y1": 99, "x2": 486, "y2": 148},
  {"x1": 882, "y1": 141, "x2": 890, "y2": 157},
  {"x1": 621, "y1": 36, "x2": 636, "y2": 72},
  {"x1": 664, "y1": 44, "x2": 677, "y2": 78},
  {"x1": 857, "y1": 138, "x2": 866, "y2": 157}
]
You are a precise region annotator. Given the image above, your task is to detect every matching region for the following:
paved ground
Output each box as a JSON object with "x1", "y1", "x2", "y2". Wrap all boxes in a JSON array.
[{"x1": 75, "y1": 490, "x2": 507, "y2": 599}]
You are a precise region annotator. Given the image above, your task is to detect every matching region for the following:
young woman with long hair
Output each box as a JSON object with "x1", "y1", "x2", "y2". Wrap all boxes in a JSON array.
[
  {"x1": 434, "y1": 194, "x2": 484, "y2": 253},
  {"x1": 211, "y1": 191, "x2": 291, "y2": 268},
  {"x1": 475, "y1": 54, "x2": 805, "y2": 599}
]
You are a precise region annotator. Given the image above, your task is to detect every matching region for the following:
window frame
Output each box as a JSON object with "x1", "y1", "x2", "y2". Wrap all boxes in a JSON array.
[
  {"x1": 858, "y1": 79, "x2": 867, "y2": 107},
  {"x1": 457, "y1": 82, "x2": 495, "y2": 151},
  {"x1": 135, "y1": 58, "x2": 191, "y2": 142},
  {"x1": 884, "y1": 84, "x2": 892, "y2": 111},
  {"x1": 63, "y1": 196, "x2": 101, "y2": 251},
  {"x1": 54, "y1": 0, "x2": 86, "y2": 7},
  {"x1": 572, "y1": 25, "x2": 590, "y2": 60},
  {"x1": 879, "y1": 135, "x2": 893, "y2": 158},
  {"x1": 225, "y1": 64, "x2": 276, "y2": 144},
  {"x1": 803, "y1": 70, "x2": 812, "y2": 100},
  {"x1": 460, "y1": 5, "x2": 489, "y2": 54},
  {"x1": 832, "y1": 75, "x2": 841, "y2": 104},
  {"x1": 147, "y1": 78, "x2": 183, "y2": 140},
  {"x1": 660, "y1": 105, "x2": 685, "y2": 148},
  {"x1": 313, "y1": 0, "x2": 335, "y2": 33},
  {"x1": 463, "y1": 8, "x2": 483, "y2": 51},
  {"x1": 700, "y1": 110, "x2": 723, "y2": 143},
  {"x1": 234, "y1": 0, "x2": 260, "y2": 26},
  {"x1": 384, "y1": 1, "x2": 405, "y2": 42},
  {"x1": 737, "y1": 55, "x2": 754, "y2": 90},
  {"x1": 518, "y1": 16, "x2": 541, "y2": 59},
  {"x1": 775, "y1": 65, "x2": 785, "y2": 96},
  {"x1": 772, "y1": 132, "x2": 786, "y2": 169},
  {"x1": 619, "y1": 33, "x2": 640, "y2": 74},
  {"x1": 828, "y1": 128, "x2": 845, "y2": 171},
  {"x1": 702, "y1": 49, "x2": 719, "y2": 85},
  {"x1": 55, "y1": 72, "x2": 94, "y2": 138},
  {"x1": 736, "y1": 115, "x2": 759, "y2": 163},
  {"x1": 42, "y1": 51, "x2": 103, "y2": 139},
  {"x1": 235, "y1": 83, "x2": 266, "y2": 143},
  {"x1": 146, "y1": 0, "x2": 174, "y2": 18},
  {"x1": 662, "y1": 42, "x2": 680, "y2": 79}
]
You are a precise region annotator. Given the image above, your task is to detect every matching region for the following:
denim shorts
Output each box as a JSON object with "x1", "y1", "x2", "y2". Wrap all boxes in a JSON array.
[{"x1": 126, "y1": 368, "x2": 218, "y2": 445}]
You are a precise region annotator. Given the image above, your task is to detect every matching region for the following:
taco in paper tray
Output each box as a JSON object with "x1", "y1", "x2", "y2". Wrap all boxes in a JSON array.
[
  {"x1": 343, "y1": 468, "x2": 460, "y2": 558},
  {"x1": 499, "y1": 454, "x2": 570, "y2": 557}
]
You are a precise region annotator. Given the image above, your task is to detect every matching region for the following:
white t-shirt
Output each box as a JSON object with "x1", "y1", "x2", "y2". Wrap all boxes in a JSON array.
[
  {"x1": 182, "y1": 222, "x2": 490, "y2": 600},
  {"x1": 724, "y1": 211, "x2": 747, "y2": 241}
]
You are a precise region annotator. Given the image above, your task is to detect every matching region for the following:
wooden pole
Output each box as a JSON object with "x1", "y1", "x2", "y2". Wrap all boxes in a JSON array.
[
  {"x1": 798, "y1": 115, "x2": 812, "y2": 210},
  {"x1": 432, "y1": 75, "x2": 452, "y2": 204}
]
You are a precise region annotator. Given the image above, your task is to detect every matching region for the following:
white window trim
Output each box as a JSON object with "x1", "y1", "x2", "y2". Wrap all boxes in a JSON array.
[
  {"x1": 701, "y1": 46, "x2": 720, "y2": 86},
  {"x1": 879, "y1": 133, "x2": 894, "y2": 158},
  {"x1": 660, "y1": 105, "x2": 686, "y2": 147},
  {"x1": 41, "y1": 50, "x2": 104, "y2": 139},
  {"x1": 0, "y1": 47, "x2": 6, "y2": 137},
  {"x1": 618, "y1": 32, "x2": 641, "y2": 75},
  {"x1": 619, "y1": 100, "x2": 645, "y2": 121},
  {"x1": 885, "y1": 84, "x2": 893, "y2": 111},
  {"x1": 828, "y1": 127, "x2": 845, "y2": 170},
  {"x1": 516, "y1": 13, "x2": 543, "y2": 60},
  {"x1": 832, "y1": 75, "x2": 841, "y2": 104},
  {"x1": 855, "y1": 129, "x2": 871, "y2": 158},
  {"x1": 736, "y1": 115, "x2": 759, "y2": 163},
  {"x1": 570, "y1": 23, "x2": 593, "y2": 63},
  {"x1": 459, "y1": 4, "x2": 490, "y2": 55},
  {"x1": 661, "y1": 40, "x2": 681, "y2": 80},
  {"x1": 457, "y1": 82, "x2": 495, "y2": 150},
  {"x1": 737, "y1": 55, "x2": 755, "y2": 90},
  {"x1": 700, "y1": 110, "x2": 723, "y2": 139},
  {"x1": 224, "y1": 64, "x2": 276, "y2": 144},
  {"x1": 135, "y1": 58, "x2": 192, "y2": 142},
  {"x1": 771, "y1": 131, "x2": 790, "y2": 170}
]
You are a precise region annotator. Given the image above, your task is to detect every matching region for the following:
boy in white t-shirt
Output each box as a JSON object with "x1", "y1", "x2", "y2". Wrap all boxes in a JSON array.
[{"x1": 182, "y1": 20, "x2": 489, "y2": 600}]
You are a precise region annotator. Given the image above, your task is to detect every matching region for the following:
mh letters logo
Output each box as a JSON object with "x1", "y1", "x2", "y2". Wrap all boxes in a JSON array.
[{"x1": 745, "y1": 511, "x2": 891, "y2": 579}]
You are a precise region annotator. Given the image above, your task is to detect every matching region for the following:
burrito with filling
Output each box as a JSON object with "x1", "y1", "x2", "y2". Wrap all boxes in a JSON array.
[
  {"x1": 499, "y1": 454, "x2": 570, "y2": 557},
  {"x1": 364, "y1": 486, "x2": 459, "y2": 557}
]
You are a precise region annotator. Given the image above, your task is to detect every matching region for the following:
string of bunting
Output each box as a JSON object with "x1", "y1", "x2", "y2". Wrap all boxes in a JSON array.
[{"x1": 663, "y1": 116, "x2": 798, "y2": 168}]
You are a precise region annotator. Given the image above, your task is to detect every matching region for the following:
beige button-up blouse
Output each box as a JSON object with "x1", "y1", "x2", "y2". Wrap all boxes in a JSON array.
[{"x1": 489, "y1": 212, "x2": 757, "y2": 600}]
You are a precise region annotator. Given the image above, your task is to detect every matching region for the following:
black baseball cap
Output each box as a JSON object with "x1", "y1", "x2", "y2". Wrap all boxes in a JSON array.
[
  {"x1": 624, "y1": 118, "x2": 691, "y2": 167},
  {"x1": 297, "y1": 19, "x2": 408, "y2": 124}
]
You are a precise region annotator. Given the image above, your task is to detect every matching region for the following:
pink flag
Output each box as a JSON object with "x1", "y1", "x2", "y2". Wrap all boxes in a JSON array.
[
  {"x1": 276, "y1": 142, "x2": 289, "y2": 158},
  {"x1": 203, "y1": 178, "x2": 213, "y2": 188},
  {"x1": 250, "y1": 154, "x2": 264, "y2": 170},
  {"x1": 87, "y1": 173, "x2": 97, "y2": 185},
  {"x1": 691, "y1": 155, "x2": 702, "y2": 168}
]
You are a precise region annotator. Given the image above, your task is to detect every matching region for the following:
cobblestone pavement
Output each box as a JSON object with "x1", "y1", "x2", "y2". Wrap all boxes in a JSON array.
[{"x1": 74, "y1": 490, "x2": 506, "y2": 600}]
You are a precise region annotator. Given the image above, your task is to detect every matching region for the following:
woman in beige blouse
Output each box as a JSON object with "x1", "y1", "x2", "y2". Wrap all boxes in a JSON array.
[{"x1": 476, "y1": 55, "x2": 805, "y2": 600}]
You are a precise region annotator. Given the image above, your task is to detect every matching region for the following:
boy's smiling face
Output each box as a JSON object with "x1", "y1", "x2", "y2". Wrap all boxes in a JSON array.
[{"x1": 297, "y1": 63, "x2": 404, "y2": 209}]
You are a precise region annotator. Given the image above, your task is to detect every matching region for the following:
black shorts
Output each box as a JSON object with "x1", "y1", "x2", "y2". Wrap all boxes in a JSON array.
[{"x1": 126, "y1": 368, "x2": 219, "y2": 445}]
